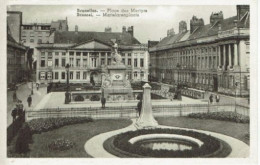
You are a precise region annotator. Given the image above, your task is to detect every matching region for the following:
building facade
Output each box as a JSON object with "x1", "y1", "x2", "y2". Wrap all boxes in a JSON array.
[
  {"x1": 149, "y1": 5, "x2": 250, "y2": 96},
  {"x1": 7, "y1": 25, "x2": 28, "y2": 85},
  {"x1": 36, "y1": 26, "x2": 149, "y2": 84}
]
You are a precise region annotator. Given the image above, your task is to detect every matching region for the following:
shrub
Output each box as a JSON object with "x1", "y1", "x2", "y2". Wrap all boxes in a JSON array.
[
  {"x1": 188, "y1": 112, "x2": 249, "y2": 123},
  {"x1": 151, "y1": 93, "x2": 166, "y2": 100},
  {"x1": 90, "y1": 95, "x2": 100, "y2": 101},
  {"x1": 74, "y1": 95, "x2": 84, "y2": 101},
  {"x1": 48, "y1": 138, "x2": 75, "y2": 151}
]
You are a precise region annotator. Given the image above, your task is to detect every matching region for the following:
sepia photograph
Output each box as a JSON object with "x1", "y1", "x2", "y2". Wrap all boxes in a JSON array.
[{"x1": 3, "y1": 1, "x2": 258, "y2": 164}]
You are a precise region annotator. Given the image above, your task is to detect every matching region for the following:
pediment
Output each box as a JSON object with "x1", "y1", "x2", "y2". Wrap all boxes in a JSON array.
[{"x1": 74, "y1": 40, "x2": 112, "y2": 50}]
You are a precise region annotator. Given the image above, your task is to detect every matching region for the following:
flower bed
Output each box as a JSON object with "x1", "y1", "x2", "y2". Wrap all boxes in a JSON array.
[
  {"x1": 28, "y1": 117, "x2": 93, "y2": 134},
  {"x1": 48, "y1": 138, "x2": 75, "y2": 151},
  {"x1": 104, "y1": 128, "x2": 230, "y2": 158},
  {"x1": 188, "y1": 112, "x2": 249, "y2": 123}
]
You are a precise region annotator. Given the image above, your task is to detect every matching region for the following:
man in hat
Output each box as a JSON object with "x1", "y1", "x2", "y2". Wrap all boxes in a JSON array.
[{"x1": 27, "y1": 95, "x2": 32, "y2": 107}]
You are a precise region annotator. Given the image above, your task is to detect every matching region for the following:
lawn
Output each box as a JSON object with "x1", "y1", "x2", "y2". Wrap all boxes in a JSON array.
[
  {"x1": 156, "y1": 116, "x2": 249, "y2": 145},
  {"x1": 8, "y1": 119, "x2": 132, "y2": 158}
]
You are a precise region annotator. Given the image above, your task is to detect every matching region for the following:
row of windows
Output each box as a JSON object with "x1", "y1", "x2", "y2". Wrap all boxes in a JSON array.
[
  {"x1": 39, "y1": 71, "x2": 145, "y2": 80},
  {"x1": 42, "y1": 51, "x2": 144, "y2": 57},
  {"x1": 22, "y1": 25, "x2": 50, "y2": 30}
]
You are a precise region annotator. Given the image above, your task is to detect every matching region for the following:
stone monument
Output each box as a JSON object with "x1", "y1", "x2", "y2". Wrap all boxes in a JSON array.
[
  {"x1": 135, "y1": 83, "x2": 158, "y2": 128},
  {"x1": 102, "y1": 41, "x2": 133, "y2": 101}
]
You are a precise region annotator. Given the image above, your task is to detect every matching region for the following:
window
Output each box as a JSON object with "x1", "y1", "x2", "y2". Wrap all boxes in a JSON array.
[
  {"x1": 134, "y1": 59, "x2": 138, "y2": 67},
  {"x1": 76, "y1": 72, "x2": 80, "y2": 79},
  {"x1": 41, "y1": 52, "x2": 45, "y2": 57},
  {"x1": 101, "y1": 52, "x2": 105, "y2": 57},
  {"x1": 128, "y1": 53, "x2": 131, "y2": 57},
  {"x1": 83, "y1": 59, "x2": 87, "y2": 67},
  {"x1": 91, "y1": 58, "x2": 97, "y2": 67},
  {"x1": 47, "y1": 52, "x2": 52, "y2": 67},
  {"x1": 55, "y1": 59, "x2": 59, "y2": 67},
  {"x1": 76, "y1": 52, "x2": 81, "y2": 56},
  {"x1": 141, "y1": 71, "x2": 144, "y2": 78},
  {"x1": 83, "y1": 52, "x2": 88, "y2": 56},
  {"x1": 76, "y1": 59, "x2": 80, "y2": 67},
  {"x1": 83, "y1": 72, "x2": 87, "y2": 79},
  {"x1": 107, "y1": 58, "x2": 111, "y2": 65},
  {"x1": 47, "y1": 72, "x2": 52, "y2": 80},
  {"x1": 69, "y1": 58, "x2": 74, "y2": 67},
  {"x1": 70, "y1": 72, "x2": 73, "y2": 79},
  {"x1": 101, "y1": 58, "x2": 105, "y2": 65},
  {"x1": 40, "y1": 60, "x2": 45, "y2": 67},
  {"x1": 140, "y1": 58, "x2": 144, "y2": 67},
  {"x1": 122, "y1": 53, "x2": 125, "y2": 57},
  {"x1": 40, "y1": 72, "x2": 45, "y2": 80},
  {"x1": 30, "y1": 39, "x2": 34, "y2": 43},
  {"x1": 41, "y1": 26, "x2": 50, "y2": 30},
  {"x1": 61, "y1": 72, "x2": 65, "y2": 79},
  {"x1": 55, "y1": 52, "x2": 59, "y2": 56},
  {"x1": 128, "y1": 59, "x2": 131, "y2": 65},
  {"x1": 128, "y1": 72, "x2": 132, "y2": 80},
  {"x1": 134, "y1": 71, "x2": 138, "y2": 78},
  {"x1": 62, "y1": 52, "x2": 66, "y2": 56},
  {"x1": 55, "y1": 72, "x2": 59, "y2": 79},
  {"x1": 38, "y1": 39, "x2": 42, "y2": 43},
  {"x1": 122, "y1": 59, "x2": 125, "y2": 64},
  {"x1": 62, "y1": 58, "x2": 66, "y2": 67},
  {"x1": 69, "y1": 52, "x2": 74, "y2": 56}
]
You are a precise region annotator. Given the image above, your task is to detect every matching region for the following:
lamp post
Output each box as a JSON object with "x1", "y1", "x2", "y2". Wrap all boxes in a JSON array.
[
  {"x1": 31, "y1": 81, "x2": 34, "y2": 95},
  {"x1": 65, "y1": 64, "x2": 70, "y2": 104}
]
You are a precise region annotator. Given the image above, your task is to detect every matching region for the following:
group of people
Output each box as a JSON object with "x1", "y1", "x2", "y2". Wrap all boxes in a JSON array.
[
  {"x1": 209, "y1": 94, "x2": 220, "y2": 104},
  {"x1": 11, "y1": 90, "x2": 33, "y2": 122}
]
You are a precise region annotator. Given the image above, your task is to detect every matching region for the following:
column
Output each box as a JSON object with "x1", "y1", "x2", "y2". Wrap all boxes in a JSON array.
[
  {"x1": 87, "y1": 52, "x2": 90, "y2": 67},
  {"x1": 218, "y1": 46, "x2": 221, "y2": 67},
  {"x1": 105, "y1": 52, "x2": 108, "y2": 65},
  {"x1": 228, "y1": 44, "x2": 231, "y2": 68},
  {"x1": 234, "y1": 43, "x2": 238, "y2": 66},
  {"x1": 223, "y1": 45, "x2": 226, "y2": 70},
  {"x1": 73, "y1": 52, "x2": 76, "y2": 67},
  {"x1": 80, "y1": 52, "x2": 83, "y2": 67},
  {"x1": 99, "y1": 52, "x2": 101, "y2": 66}
]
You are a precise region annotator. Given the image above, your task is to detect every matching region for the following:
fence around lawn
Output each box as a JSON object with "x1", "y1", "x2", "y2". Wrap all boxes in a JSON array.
[{"x1": 25, "y1": 103, "x2": 249, "y2": 121}]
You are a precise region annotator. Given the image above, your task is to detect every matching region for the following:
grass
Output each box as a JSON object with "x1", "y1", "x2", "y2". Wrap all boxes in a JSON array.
[
  {"x1": 156, "y1": 116, "x2": 249, "y2": 145},
  {"x1": 8, "y1": 119, "x2": 132, "y2": 158}
]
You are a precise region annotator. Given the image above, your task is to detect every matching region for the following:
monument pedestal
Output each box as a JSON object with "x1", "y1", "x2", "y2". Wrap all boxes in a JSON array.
[{"x1": 135, "y1": 83, "x2": 158, "y2": 129}]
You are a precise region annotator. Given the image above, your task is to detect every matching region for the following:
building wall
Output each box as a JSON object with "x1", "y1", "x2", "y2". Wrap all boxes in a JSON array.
[
  {"x1": 150, "y1": 36, "x2": 249, "y2": 96},
  {"x1": 36, "y1": 48, "x2": 149, "y2": 84},
  {"x1": 7, "y1": 12, "x2": 22, "y2": 43}
]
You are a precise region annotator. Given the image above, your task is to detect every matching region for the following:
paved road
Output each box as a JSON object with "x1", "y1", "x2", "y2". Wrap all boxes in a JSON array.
[{"x1": 7, "y1": 82, "x2": 47, "y2": 126}]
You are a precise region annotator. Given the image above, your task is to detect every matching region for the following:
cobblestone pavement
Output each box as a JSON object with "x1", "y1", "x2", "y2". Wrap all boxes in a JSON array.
[{"x1": 7, "y1": 82, "x2": 47, "y2": 126}]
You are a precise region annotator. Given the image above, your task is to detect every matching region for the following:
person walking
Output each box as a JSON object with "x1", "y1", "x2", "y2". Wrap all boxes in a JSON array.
[
  {"x1": 209, "y1": 94, "x2": 213, "y2": 104},
  {"x1": 101, "y1": 97, "x2": 106, "y2": 108},
  {"x1": 17, "y1": 100, "x2": 24, "y2": 117},
  {"x1": 215, "y1": 94, "x2": 220, "y2": 103},
  {"x1": 36, "y1": 83, "x2": 39, "y2": 90},
  {"x1": 27, "y1": 95, "x2": 32, "y2": 107},
  {"x1": 13, "y1": 91, "x2": 17, "y2": 102},
  {"x1": 137, "y1": 100, "x2": 142, "y2": 117}
]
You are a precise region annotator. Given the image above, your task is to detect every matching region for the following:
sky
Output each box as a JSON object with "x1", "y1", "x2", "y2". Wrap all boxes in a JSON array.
[{"x1": 8, "y1": 5, "x2": 237, "y2": 43}]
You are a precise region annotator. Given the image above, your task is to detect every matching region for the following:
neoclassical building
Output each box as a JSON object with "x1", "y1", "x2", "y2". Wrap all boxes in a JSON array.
[
  {"x1": 36, "y1": 26, "x2": 149, "y2": 84},
  {"x1": 149, "y1": 5, "x2": 250, "y2": 96}
]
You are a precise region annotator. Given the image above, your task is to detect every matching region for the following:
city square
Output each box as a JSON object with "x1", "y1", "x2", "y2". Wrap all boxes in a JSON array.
[{"x1": 6, "y1": 4, "x2": 251, "y2": 159}]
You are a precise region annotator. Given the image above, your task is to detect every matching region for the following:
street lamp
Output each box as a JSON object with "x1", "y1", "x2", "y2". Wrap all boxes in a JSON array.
[
  {"x1": 31, "y1": 81, "x2": 34, "y2": 95},
  {"x1": 65, "y1": 63, "x2": 70, "y2": 104}
]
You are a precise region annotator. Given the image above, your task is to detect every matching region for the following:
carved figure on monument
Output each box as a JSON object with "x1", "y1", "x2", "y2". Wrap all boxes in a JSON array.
[
  {"x1": 111, "y1": 41, "x2": 123, "y2": 65},
  {"x1": 102, "y1": 74, "x2": 112, "y2": 88}
]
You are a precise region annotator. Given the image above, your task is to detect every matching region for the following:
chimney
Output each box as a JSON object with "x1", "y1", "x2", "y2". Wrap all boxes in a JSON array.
[
  {"x1": 190, "y1": 16, "x2": 204, "y2": 33},
  {"x1": 105, "y1": 27, "x2": 112, "y2": 33},
  {"x1": 179, "y1": 21, "x2": 187, "y2": 33},
  {"x1": 167, "y1": 28, "x2": 175, "y2": 37},
  {"x1": 237, "y1": 5, "x2": 249, "y2": 20},
  {"x1": 75, "y1": 25, "x2": 78, "y2": 32},
  {"x1": 122, "y1": 26, "x2": 126, "y2": 33},
  {"x1": 127, "y1": 26, "x2": 134, "y2": 37},
  {"x1": 210, "y1": 11, "x2": 223, "y2": 25}
]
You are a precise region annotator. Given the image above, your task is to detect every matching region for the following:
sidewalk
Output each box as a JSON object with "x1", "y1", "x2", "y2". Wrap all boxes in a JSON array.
[{"x1": 7, "y1": 82, "x2": 47, "y2": 126}]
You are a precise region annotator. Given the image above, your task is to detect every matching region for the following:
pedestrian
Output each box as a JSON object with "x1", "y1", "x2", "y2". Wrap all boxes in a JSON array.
[
  {"x1": 137, "y1": 100, "x2": 142, "y2": 117},
  {"x1": 209, "y1": 94, "x2": 213, "y2": 104},
  {"x1": 101, "y1": 97, "x2": 106, "y2": 108},
  {"x1": 13, "y1": 91, "x2": 17, "y2": 102},
  {"x1": 27, "y1": 95, "x2": 32, "y2": 107},
  {"x1": 215, "y1": 94, "x2": 220, "y2": 103},
  {"x1": 17, "y1": 100, "x2": 24, "y2": 117},
  {"x1": 11, "y1": 107, "x2": 17, "y2": 122},
  {"x1": 36, "y1": 83, "x2": 39, "y2": 90}
]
